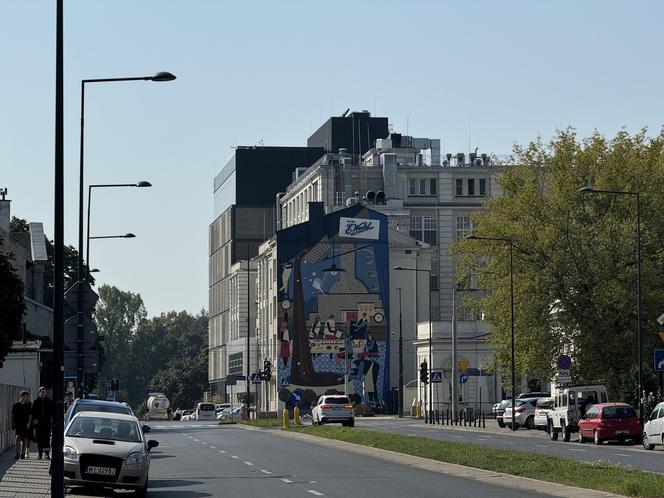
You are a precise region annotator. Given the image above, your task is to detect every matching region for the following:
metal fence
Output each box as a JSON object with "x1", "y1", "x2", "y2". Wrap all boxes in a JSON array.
[{"x1": 0, "y1": 383, "x2": 23, "y2": 454}]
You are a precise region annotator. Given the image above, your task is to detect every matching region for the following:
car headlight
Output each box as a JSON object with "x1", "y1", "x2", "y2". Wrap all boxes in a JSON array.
[
  {"x1": 125, "y1": 451, "x2": 147, "y2": 465},
  {"x1": 63, "y1": 445, "x2": 78, "y2": 462}
]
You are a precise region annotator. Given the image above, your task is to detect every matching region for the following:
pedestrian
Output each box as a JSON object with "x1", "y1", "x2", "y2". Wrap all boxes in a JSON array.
[
  {"x1": 64, "y1": 391, "x2": 74, "y2": 412},
  {"x1": 11, "y1": 390, "x2": 32, "y2": 460},
  {"x1": 32, "y1": 386, "x2": 54, "y2": 459}
]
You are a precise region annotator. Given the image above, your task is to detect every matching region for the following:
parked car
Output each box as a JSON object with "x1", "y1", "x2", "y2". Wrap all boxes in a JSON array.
[
  {"x1": 215, "y1": 403, "x2": 232, "y2": 415},
  {"x1": 502, "y1": 398, "x2": 539, "y2": 429},
  {"x1": 643, "y1": 402, "x2": 664, "y2": 450},
  {"x1": 216, "y1": 404, "x2": 244, "y2": 420},
  {"x1": 517, "y1": 391, "x2": 550, "y2": 400},
  {"x1": 312, "y1": 395, "x2": 354, "y2": 427},
  {"x1": 194, "y1": 402, "x2": 216, "y2": 421},
  {"x1": 578, "y1": 403, "x2": 640, "y2": 445},
  {"x1": 63, "y1": 412, "x2": 159, "y2": 497},
  {"x1": 65, "y1": 399, "x2": 134, "y2": 428},
  {"x1": 493, "y1": 400, "x2": 511, "y2": 427},
  {"x1": 180, "y1": 410, "x2": 195, "y2": 421},
  {"x1": 550, "y1": 384, "x2": 608, "y2": 442},
  {"x1": 534, "y1": 397, "x2": 554, "y2": 431}
]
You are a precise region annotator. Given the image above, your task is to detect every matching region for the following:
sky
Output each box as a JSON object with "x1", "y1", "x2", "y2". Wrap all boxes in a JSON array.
[{"x1": 2, "y1": 0, "x2": 664, "y2": 317}]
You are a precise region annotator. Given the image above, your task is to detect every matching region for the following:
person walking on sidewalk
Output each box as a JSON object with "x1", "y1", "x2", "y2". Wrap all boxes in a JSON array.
[
  {"x1": 11, "y1": 391, "x2": 32, "y2": 460},
  {"x1": 31, "y1": 387, "x2": 53, "y2": 459}
]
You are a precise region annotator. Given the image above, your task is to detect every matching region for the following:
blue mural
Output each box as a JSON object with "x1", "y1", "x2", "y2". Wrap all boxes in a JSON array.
[{"x1": 276, "y1": 204, "x2": 390, "y2": 413}]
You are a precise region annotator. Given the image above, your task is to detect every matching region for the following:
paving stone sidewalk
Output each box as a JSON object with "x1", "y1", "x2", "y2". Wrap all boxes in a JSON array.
[{"x1": 0, "y1": 446, "x2": 51, "y2": 497}]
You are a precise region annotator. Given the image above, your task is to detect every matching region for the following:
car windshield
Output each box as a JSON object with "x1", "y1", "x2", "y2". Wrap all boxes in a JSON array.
[
  {"x1": 199, "y1": 403, "x2": 215, "y2": 411},
  {"x1": 515, "y1": 400, "x2": 531, "y2": 407},
  {"x1": 67, "y1": 416, "x2": 141, "y2": 443},
  {"x1": 74, "y1": 404, "x2": 131, "y2": 416},
  {"x1": 325, "y1": 397, "x2": 350, "y2": 405},
  {"x1": 602, "y1": 406, "x2": 636, "y2": 419},
  {"x1": 537, "y1": 399, "x2": 554, "y2": 409}
]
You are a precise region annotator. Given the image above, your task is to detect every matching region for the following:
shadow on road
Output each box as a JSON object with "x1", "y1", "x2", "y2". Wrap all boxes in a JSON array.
[
  {"x1": 149, "y1": 454, "x2": 176, "y2": 460},
  {"x1": 147, "y1": 491, "x2": 212, "y2": 497},
  {"x1": 148, "y1": 479, "x2": 203, "y2": 488}
]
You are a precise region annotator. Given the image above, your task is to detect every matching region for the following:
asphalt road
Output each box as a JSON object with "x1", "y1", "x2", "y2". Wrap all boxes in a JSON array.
[
  {"x1": 125, "y1": 421, "x2": 553, "y2": 498},
  {"x1": 350, "y1": 417, "x2": 664, "y2": 473}
]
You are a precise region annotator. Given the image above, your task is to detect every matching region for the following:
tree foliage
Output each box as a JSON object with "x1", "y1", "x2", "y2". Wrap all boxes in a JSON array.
[
  {"x1": 0, "y1": 237, "x2": 26, "y2": 363},
  {"x1": 452, "y1": 129, "x2": 664, "y2": 404}
]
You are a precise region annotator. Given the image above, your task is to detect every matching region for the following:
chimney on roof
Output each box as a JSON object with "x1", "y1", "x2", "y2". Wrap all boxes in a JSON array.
[{"x1": 0, "y1": 188, "x2": 10, "y2": 233}]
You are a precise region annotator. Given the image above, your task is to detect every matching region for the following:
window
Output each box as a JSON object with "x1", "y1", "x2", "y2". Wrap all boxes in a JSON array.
[
  {"x1": 335, "y1": 191, "x2": 344, "y2": 206},
  {"x1": 430, "y1": 179, "x2": 437, "y2": 196},
  {"x1": 456, "y1": 215, "x2": 474, "y2": 240},
  {"x1": 430, "y1": 260, "x2": 439, "y2": 290},
  {"x1": 467, "y1": 179, "x2": 475, "y2": 196},
  {"x1": 409, "y1": 216, "x2": 437, "y2": 245},
  {"x1": 419, "y1": 179, "x2": 427, "y2": 195},
  {"x1": 455, "y1": 179, "x2": 463, "y2": 196},
  {"x1": 479, "y1": 178, "x2": 487, "y2": 196},
  {"x1": 409, "y1": 179, "x2": 416, "y2": 195}
]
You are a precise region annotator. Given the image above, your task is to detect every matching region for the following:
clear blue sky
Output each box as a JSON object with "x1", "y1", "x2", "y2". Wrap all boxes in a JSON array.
[{"x1": 2, "y1": 0, "x2": 663, "y2": 316}]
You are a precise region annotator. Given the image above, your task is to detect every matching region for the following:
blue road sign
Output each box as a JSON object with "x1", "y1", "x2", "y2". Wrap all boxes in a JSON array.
[
  {"x1": 557, "y1": 355, "x2": 571, "y2": 370},
  {"x1": 251, "y1": 372, "x2": 262, "y2": 384},
  {"x1": 280, "y1": 376, "x2": 290, "y2": 387},
  {"x1": 430, "y1": 370, "x2": 443, "y2": 383},
  {"x1": 466, "y1": 368, "x2": 481, "y2": 376},
  {"x1": 654, "y1": 350, "x2": 664, "y2": 372},
  {"x1": 459, "y1": 373, "x2": 469, "y2": 384},
  {"x1": 290, "y1": 389, "x2": 304, "y2": 403}
]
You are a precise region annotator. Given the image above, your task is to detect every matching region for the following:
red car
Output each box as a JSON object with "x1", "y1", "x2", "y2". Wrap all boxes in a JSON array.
[{"x1": 577, "y1": 402, "x2": 641, "y2": 445}]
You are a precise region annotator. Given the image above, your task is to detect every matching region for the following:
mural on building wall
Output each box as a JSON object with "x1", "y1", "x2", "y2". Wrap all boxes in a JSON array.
[{"x1": 276, "y1": 206, "x2": 389, "y2": 413}]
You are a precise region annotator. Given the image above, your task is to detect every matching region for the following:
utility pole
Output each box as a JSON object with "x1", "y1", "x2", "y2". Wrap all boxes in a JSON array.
[
  {"x1": 398, "y1": 288, "x2": 403, "y2": 418},
  {"x1": 452, "y1": 287, "x2": 458, "y2": 421}
]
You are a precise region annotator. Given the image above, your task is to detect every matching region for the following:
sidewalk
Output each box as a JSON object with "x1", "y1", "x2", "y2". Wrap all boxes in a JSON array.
[{"x1": 0, "y1": 446, "x2": 51, "y2": 497}]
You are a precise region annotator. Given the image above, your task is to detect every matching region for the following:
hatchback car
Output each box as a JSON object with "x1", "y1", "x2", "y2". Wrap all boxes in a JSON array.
[
  {"x1": 534, "y1": 397, "x2": 554, "y2": 431},
  {"x1": 502, "y1": 398, "x2": 538, "y2": 429},
  {"x1": 312, "y1": 395, "x2": 354, "y2": 427},
  {"x1": 65, "y1": 399, "x2": 134, "y2": 427},
  {"x1": 493, "y1": 400, "x2": 511, "y2": 427},
  {"x1": 643, "y1": 402, "x2": 664, "y2": 450},
  {"x1": 577, "y1": 403, "x2": 641, "y2": 445},
  {"x1": 64, "y1": 412, "x2": 159, "y2": 497}
]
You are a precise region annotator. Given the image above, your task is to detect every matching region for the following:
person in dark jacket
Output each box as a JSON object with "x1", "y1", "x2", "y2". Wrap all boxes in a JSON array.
[
  {"x1": 31, "y1": 387, "x2": 54, "y2": 459},
  {"x1": 11, "y1": 391, "x2": 32, "y2": 460}
]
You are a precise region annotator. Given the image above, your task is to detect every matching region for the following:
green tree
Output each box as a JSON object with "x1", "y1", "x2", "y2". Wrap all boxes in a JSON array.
[
  {"x1": 0, "y1": 237, "x2": 26, "y2": 362},
  {"x1": 452, "y1": 129, "x2": 664, "y2": 404},
  {"x1": 149, "y1": 346, "x2": 209, "y2": 410}
]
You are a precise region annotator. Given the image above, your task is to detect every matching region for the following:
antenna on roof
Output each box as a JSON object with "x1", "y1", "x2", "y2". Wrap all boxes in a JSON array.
[{"x1": 341, "y1": 108, "x2": 350, "y2": 118}]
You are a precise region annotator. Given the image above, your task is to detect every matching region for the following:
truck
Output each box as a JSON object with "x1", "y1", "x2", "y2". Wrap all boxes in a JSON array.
[
  {"x1": 549, "y1": 384, "x2": 608, "y2": 441},
  {"x1": 144, "y1": 392, "x2": 171, "y2": 421}
]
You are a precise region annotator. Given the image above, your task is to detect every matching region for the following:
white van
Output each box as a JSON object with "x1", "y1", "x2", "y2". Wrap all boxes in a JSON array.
[{"x1": 195, "y1": 402, "x2": 216, "y2": 421}]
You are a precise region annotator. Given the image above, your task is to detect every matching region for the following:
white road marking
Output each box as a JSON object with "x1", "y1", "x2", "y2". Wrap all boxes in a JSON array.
[
  {"x1": 244, "y1": 461, "x2": 254, "y2": 466},
  {"x1": 449, "y1": 435, "x2": 462, "y2": 438},
  {"x1": 231, "y1": 455, "x2": 239, "y2": 459},
  {"x1": 210, "y1": 445, "x2": 216, "y2": 449},
  {"x1": 535, "y1": 445, "x2": 549, "y2": 448},
  {"x1": 281, "y1": 478, "x2": 293, "y2": 483},
  {"x1": 260, "y1": 470, "x2": 272, "y2": 474},
  {"x1": 201, "y1": 441, "x2": 208, "y2": 445},
  {"x1": 615, "y1": 453, "x2": 632, "y2": 457},
  {"x1": 193, "y1": 439, "x2": 199, "y2": 442},
  {"x1": 308, "y1": 491, "x2": 324, "y2": 496},
  {"x1": 570, "y1": 449, "x2": 587, "y2": 452},
  {"x1": 220, "y1": 450, "x2": 226, "y2": 454}
]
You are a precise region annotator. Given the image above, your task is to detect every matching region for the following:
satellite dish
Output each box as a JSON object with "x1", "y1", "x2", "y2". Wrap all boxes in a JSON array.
[
  {"x1": 366, "y1": 191, "x2": 376, "y2": 202},
  {"x1": 376, "y1": 191, "x2": 385, "y2": 203}
]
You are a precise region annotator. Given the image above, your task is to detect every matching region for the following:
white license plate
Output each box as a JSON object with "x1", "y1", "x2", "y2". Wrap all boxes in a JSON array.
[
  {"x1": 86, "y1": 466, "x2": 116, "y2": 476},
  {"x1": 614, "y1": 429, "x2": 629, "y2": 435}
]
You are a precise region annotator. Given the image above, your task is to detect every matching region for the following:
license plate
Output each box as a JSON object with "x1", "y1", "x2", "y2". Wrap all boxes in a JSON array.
[
  {"x1": 86, "y1": 466, "x2": 116, "y2": 476},
  {"x1": 614, "y1": 429, "x2": 629, "y2": 435}
]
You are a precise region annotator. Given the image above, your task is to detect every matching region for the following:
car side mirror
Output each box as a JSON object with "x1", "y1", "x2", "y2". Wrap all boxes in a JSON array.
[
  {"x1": 142, "y1": 425, "x2": 151, "y2": 434},
  {"x1": 147, "y1": 440, "x2": 159, "y2": 451}
]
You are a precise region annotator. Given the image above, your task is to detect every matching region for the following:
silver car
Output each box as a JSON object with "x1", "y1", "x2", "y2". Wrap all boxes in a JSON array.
[
  {"x1": 312, "y1": 395, "x2": 354, "y2": 427},
  {"x1": 64, "y1": 412, "x2": 159, "y2": 497},
  {"x1": 502, "y1": 398, "x2": 538, "y2": 429}
]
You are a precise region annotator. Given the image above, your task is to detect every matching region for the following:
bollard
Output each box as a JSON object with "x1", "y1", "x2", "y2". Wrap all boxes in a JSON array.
[
  {"x1": 463, "y1": 411, "x2": 466, "y2": 426},
  {"x1": 482, "y1": 412, "x2": 486, "y2": 429},
  {"x1": 435, "y1": 409, "x2": 439, "y2": 425},
  {"x1": 294, "y1": 406, "x2": 300, "y2": 426},
  {"x1": 416, "y1": 403, "x2": 421, "y2": 419},
  {"x1": 282, "y1": 408, "x2": 289, "y2": 428}
]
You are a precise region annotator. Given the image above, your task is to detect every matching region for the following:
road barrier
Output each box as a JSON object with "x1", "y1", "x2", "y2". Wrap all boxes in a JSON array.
[
  {"x1": 282, "y1": 409, "x2": 289, "y2": 428},
  {"x1": 0, "y1": 383, "x2": 23, "y2": 454}
]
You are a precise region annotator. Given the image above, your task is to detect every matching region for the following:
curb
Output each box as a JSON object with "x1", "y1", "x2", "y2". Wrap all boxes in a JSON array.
[{"x1": 261, "y1": 428, "x2": 625, "y2": 498}]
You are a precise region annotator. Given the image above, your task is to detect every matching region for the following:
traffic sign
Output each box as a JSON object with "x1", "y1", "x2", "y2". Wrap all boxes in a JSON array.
[
  {"x1": 430, "y1": 371, "x2": 443, "y2": 383},
  {"x1": 290, "y1": 389, "x2": 304, "y2": 403},
  {"x1": 556, "y1": 369, "x2": 571, "y2": 384},
  {"x1": 64, "y1": 281, "x2": 98, "y2": 314},
  {"x1": 657, "y1": 312, "x2": 664, "y2": 325},
  {"x1": 556, "y1": 355, "x2": 571, "y2": 370},
  {"x1": 64, "y1": 316, "x2": 98, "y2": 352},
  {"x1": 459, "y1": 373, "x2": 468, "y2": 384},
  {"x1": 466, "y1": 368, "x2": 481, "y2": 376},
  {"x1": 458, "y1": 360, "x2": 469, "y2": 372},
  {"x1": 280, "y1": 376, "x2": 290, "y2": 388},
  {"x1": 659, "y1": 332, "x2": 664, "y2": 344},
  {"x1": 654, "y1": 350, "x2": 664, "y2": 372},
  {"x1": 250, "y1": 372, "x2": 263, "y2": 384}
]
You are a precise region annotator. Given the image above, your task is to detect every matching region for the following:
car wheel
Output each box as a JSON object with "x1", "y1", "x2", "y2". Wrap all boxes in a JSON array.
[
  {"x1": 341, "y1": 422, "x2": 348, "y2": 427},
  {"x1": 135, "y1": 481, "x2": 148, "y2": 497},
  {"x1": 497, "y1": 419, "x2": 505, "y2": 428},
  {"x1": 593, "y1": 431, "x2": 602, "y2": 445},
  {"x1": 549, "y1": 422, "x2": 558, "y2": 441},
  {"x1": 525, "y1": 416, "x2": 535, "y2": 430},
  {"x1": 643, "y1": 433, "x2": 654, "y2": 450},
  {"x1": 578, "y1": 431, "x2": 586, "y2": 443},
  {"x1": 348, "y1": 419, "x2": 355, "y2": 428},
  {"x1": 562, "y1": 425, "x2": 571, "y2": 442}
]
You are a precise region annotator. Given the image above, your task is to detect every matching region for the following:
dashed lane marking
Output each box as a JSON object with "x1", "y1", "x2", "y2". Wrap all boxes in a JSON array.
[
  {"x1": 308, "y1": 491, "x2": 324, "y2": 496},
  {"x1": 193, "y1": 439, "x2": 200, "y2": 442},
  {"x1": 210, "y1": 445, "x2": 216, "y2": 449},
  {"x1": 260, "y1": 470, "x2": 272, "y2": 474},
  {"x1": 231, "y1": 455, "x2": 239, "y2": 459},
  {"x1": 281, "y1": 478, "x2": 293, "y2": 483},
  {"x1": 570, "y1": 449, "x2": 587, "y2": 452},
  {"x1": 219, "y1": 450, "x2": 226, "y2": 454},
  {"x1": 615, "y1": 453, "x2": 632, "y2": 457},
  {"x1": 244, "y1": 461, "x2": 254, "y2": 466}
]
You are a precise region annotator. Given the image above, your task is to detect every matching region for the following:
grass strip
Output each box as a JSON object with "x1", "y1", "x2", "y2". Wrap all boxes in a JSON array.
[
  {"x1": 239, "y1": 419, "x2": 283, "y2": 428},
  {"x1": 292, "y1": 426, "x2": 664, "y2": 497}
]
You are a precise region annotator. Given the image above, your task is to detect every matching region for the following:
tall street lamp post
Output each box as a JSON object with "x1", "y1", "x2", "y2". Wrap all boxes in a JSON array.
[
  {"x1": 466, "y1": 235, "x2": 516, "y2": 431},
  {"x1": 397, "y1": 287, "x2": 404, "y2": 418},
  {"x1": 77, "y1": 72, "x2": 174, "y2": 394},
  {"x1": 394, "y1": 266, "x2": 433, "y2": 423},
  {"x1": 86, "y1": 181, "x2": 151, "y2": 279},
  {"x1": 580, "y1": 186, "x2": 643, "y2": 422}
]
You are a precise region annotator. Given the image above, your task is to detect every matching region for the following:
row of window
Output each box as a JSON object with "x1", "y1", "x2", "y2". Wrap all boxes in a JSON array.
[
  {"x1": 456, "y1": 178, "x2": 487, "y2": 197},
  {"x1": 409, "y1": 178, "x2": 437, "y2": 197}
]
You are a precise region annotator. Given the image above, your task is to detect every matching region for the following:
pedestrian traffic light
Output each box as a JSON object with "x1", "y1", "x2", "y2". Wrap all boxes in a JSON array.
[
  {"x1": 420, "y1": 362, "x2": 428, "y2": 384},
  {"x1": 263, "y1": 360, "x2": 272, "y2": 381}
]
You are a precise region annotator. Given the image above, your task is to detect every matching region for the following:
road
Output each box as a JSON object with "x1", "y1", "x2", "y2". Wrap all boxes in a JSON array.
[
  {"x1": 350, "y1": 417, "x2": 664, "y2": 473},
  {"x1": 84, "y1": 421, "x2": 554, "y2": 498}
]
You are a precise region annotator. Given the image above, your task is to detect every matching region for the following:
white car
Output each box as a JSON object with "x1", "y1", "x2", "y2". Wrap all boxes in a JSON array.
[
  {"x1": 643, "y1": 402, "x2": 664, "y2": 450},
  {"x1": 502, "y1": 398, "x2": 538, "y2": 429},
  {"x1": 312, "y1": 395, "x2": 354, "y2": 427},
  {"x1": 64, "y1": 412, "x2": 159, "y2": 497},
  {"x1": 534, "y1": 397, "x2": 554, "y2": 430}
]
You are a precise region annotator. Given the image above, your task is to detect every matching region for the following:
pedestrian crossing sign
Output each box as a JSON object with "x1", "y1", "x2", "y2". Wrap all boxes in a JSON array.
[{"x1": 430, "y1": 370, "x2": 443, "y2": 383}]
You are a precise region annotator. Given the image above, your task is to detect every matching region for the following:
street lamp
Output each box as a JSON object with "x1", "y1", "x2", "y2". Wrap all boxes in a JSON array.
[
  {"x1": 394, "y1": 266, "x2": 433, "y2": 423},
  {"x1": 76, "y1": 73, "x2": 173, "y2": 398},
  {"x1": 86, "y1": 181, "x2": 151, "y2": 279},
  {"x1": 466, "y1": 234, "x2": 517, "y2": 431},
  {"x1": 89, "y1": 233, "x2": 136, "y2": 240},
  {"x1": 397, "y1": 287, "x2": 404, "y2": 418},
  {"x1": 580, "y1": 186, "x2": 643, "y2": 422}
]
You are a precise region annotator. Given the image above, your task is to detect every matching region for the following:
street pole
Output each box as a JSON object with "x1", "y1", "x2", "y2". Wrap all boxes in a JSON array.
[
  {"x1": 52, "y1": 0, "x2": 65, "y2": 495},
  {"x1": 247, "y1": 257, "x2": 251, "y2": 414},
  {"x1": 451, "y1": 286, "x2": 458, "y2": 421},
  {"x1": 509, "y1": 240, "x2": 516, "y2": 431},
  {"x1": 636, "y1": 193, "x2": 643, "y2": 424},
  {"x1": 398, "y1": 288, "x2": 403, "y2": 418},
  {"x1": 429, "y1": 278, "x2": 433, "y2": 424}
]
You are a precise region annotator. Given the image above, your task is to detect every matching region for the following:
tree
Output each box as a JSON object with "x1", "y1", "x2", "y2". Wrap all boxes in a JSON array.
[
  {"x1": 149, "y1": 346, "x2": 209, "y2": 410},
  {"x1": 0, "y1": 237, "x2": 26, "y2": 363},
  {"x1": 94, "y1": 285, "x2": 146, "y2": 393},
  {"x1": 452, "y1": 129, "x2": 664, "y2": 404}
]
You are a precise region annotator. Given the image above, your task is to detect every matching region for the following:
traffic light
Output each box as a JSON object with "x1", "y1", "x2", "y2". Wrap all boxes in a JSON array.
[
  {"x1": 110, "y1": 378, "x2": 119, "y2": 391},
  {"x1": 263, "y1": 360, "x2": 272, "y2": 381},
  {"x1": 420, "y1": 362, "x2": 428, "y2": 384}
]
